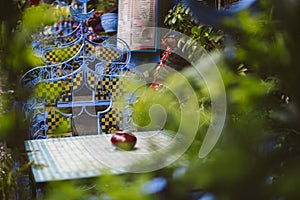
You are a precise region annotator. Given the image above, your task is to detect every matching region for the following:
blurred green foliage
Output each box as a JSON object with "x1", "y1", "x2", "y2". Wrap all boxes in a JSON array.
[
  {"x1": 1, "y1": 0, "x2": 300, "y2": 199},
  {"x1": 116, "y1": 1, "x2": 300, "y2": 199},
  {"x1": 0, "y1": 2, "x2": 58, "y2": 199},
  {"x1": 0, "y1": 1, "x2": 58, "y2": 139}
]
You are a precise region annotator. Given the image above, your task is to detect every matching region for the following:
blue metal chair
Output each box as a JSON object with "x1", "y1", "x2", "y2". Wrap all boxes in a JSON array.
[{"x1": 21, "y1": 0, "x2": 138, "y2": 139}]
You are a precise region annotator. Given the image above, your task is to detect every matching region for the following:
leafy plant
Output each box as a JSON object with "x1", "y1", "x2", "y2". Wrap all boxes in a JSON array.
[
  {"x1": 0, "y1": 145, "x2": 32, "y2": 200},
  {"x1": 164, "y1": 2, "x2": 224, "y2": 61},
  {"x1": 0, "y1": 146, "x2": 15, "y2": 200},
  {"x1": 95, "y1": 0, "x2": 118, "y2": 13},
  {"x1": 164, "y1": 2, "x2": 197, "y2": 35}
]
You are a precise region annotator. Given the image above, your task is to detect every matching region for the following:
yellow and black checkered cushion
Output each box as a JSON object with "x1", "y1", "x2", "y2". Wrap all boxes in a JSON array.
[
  {"x1": 99, "y1": 107, "x2": 122, "y2": 134},
  {"x1": 95, "y1": 76, "x2": 123, "y2": 100},
  {"x1": 85, "y1": 42, "x2": 95, "y2": 56},
  {"x1": 85, "y1": 44, "x2": 120, "y2": 63},
  {"x1": 85, "y1": 43, "x2": 120, "y2": 74},
  {"x1": 71, "y1": 70, "x2": 83, "y2": 91},
  {"x1": 95, "y1": 89, "x2": 111, "y2": 101},
  {"x1": 58, "y1": 81, "x2": 72, "y2": 102},
  {"x1": 101, "y1": 76, "x2": 111, "y2": 91},
  {"x1": 95, "y1": 47, "x2": 120, "y2": 63},
  {"x1": 34, "y1": 70, "x2": 84, "y2": 105},
  {"x1": 53, "y1": 65, "x2": 64, "y2": 77},
  {"x1": 54, "y1": 61, "x2": 81, "y2": 77},
  {"x1": 58, "y1": 71, "x2": 83, "y2": 102},
  {"x1": 46, "y1": 106, "x2": 72, "y2": 135},
  {"x1": 110, "y1": 76, "x2": 123, "y2": 99},
  {"x1": 87, "y1": 71, "x2": 97, "y2": 90},
  {"x1": 60, "y1": 35, "x2": 77, "y2": 43},
  {"x1": 44, "y1": 43, "x2": 81, "y2": 63},
  {"x1": 35, "y1": 81, "x2": 66, "y2": 105},
  {"x1": 95, "y1": 75, "x2": 111, "y2": 101}
]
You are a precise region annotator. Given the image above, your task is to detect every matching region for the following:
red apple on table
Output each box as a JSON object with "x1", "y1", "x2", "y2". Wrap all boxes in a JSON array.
[{"x1": 111, "y1": 130, "x2": 137, "y2": 151}]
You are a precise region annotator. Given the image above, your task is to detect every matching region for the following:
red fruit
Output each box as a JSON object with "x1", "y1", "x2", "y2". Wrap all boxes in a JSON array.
[{"x1": 111, "y1": 130, "x2": 137, "y2": 151}]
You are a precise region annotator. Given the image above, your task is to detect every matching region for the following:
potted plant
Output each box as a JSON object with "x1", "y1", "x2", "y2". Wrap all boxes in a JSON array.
[{"x1": 96, "y1": 0, "x2": 118, "y2": 33}]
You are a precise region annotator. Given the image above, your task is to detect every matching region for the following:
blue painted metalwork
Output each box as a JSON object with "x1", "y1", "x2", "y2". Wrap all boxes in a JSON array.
[
  {"x1": 56, "y1": 0, "x2": 72, "y2": 6},
  {"x1": 69, "y1": 7, "x2": 94, "y2": 21},
  {"x1": 76, "y1": 0, "x2": 90, "y2": 3},
  {"x1": 21, "y1": 0, "x2": 142, "y2": 139}
]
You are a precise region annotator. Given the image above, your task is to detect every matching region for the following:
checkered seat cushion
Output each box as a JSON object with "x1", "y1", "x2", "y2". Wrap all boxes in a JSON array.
[
  {"x1": 45, "y1": 106, "x2": 73, "y2": 138},
  {"x1": 34, "y1": 80, "x2": 67, "y2": 106},
  {"x1": 99, "y1": 106, "x2": 122, "y2": 134},
  {"x1": 85, "y1": 43, "x2": 120, "y2": 63},
  {"x1": 43, "y1": 43, "x2": 82, "y2": 63},
  {"x1": 29, "y1": 106, "x2": 73, "y2": 139},
  {"x1": 85, "y1": 42, "x2": 122, "y2": 74},
  {"x1": 97, "y1": 75, "x2": 123, "y2": 100}
]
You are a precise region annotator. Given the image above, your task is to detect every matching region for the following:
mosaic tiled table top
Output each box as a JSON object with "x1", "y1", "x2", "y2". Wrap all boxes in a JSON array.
[{"x1": 25, "y1": 131, "x2": 177, "y2": 183}]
